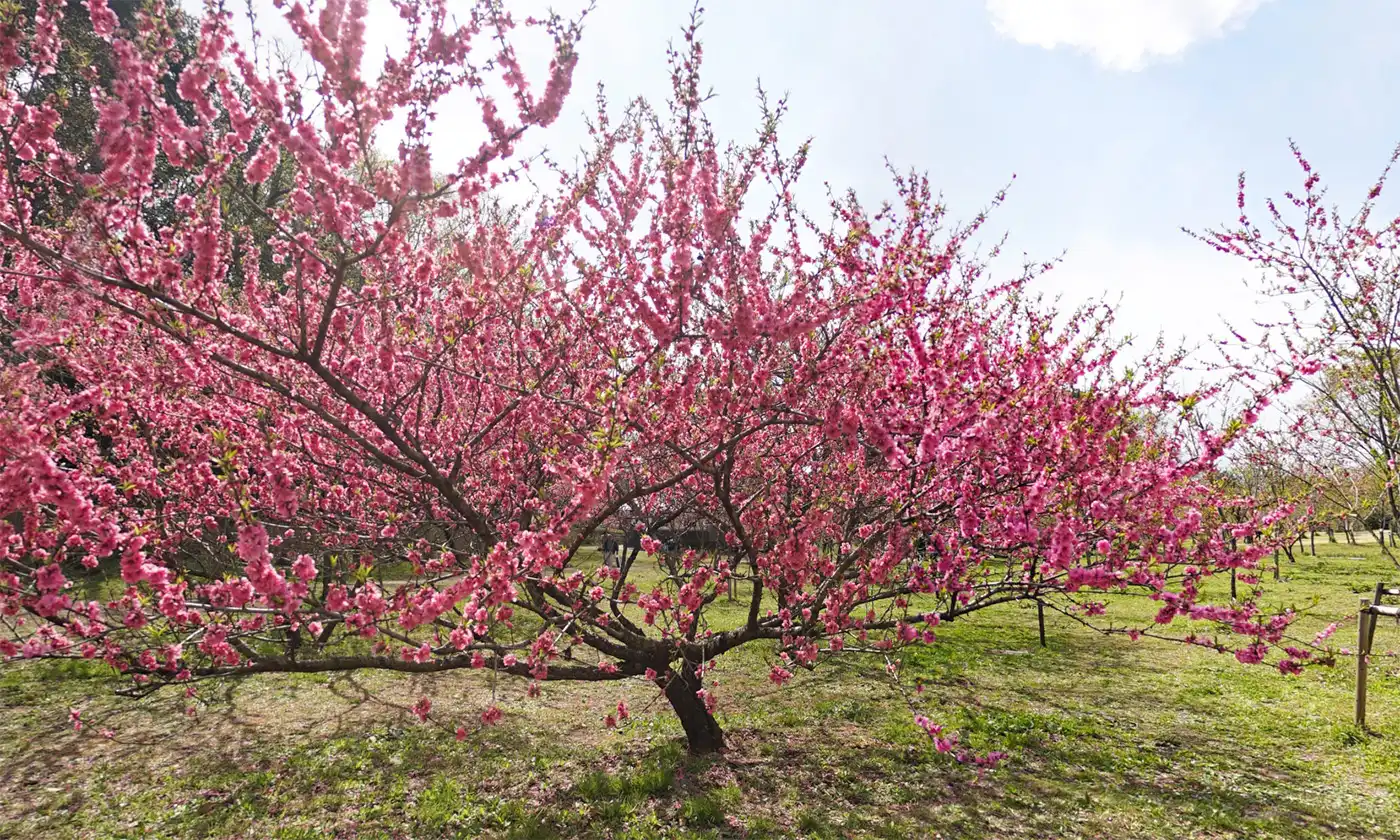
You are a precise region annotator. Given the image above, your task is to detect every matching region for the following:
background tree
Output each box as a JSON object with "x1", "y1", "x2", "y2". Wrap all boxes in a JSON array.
[
  {"x1": 1198, "y1": 143, "x2": 1400, "y2": 564},
  {"x1": 4, "y1": 0, "x2": 207, "y2": 229}
]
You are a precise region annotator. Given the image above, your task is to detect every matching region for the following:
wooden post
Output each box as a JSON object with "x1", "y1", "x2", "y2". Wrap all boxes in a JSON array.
[
  {"x1": 1273, "y1": 549, "x2": 1281, "y2": 581},
  {"x1": 1037, "y1": 601, "x2": 1046, "y2": 648},
  {"x1": 1357, "y1": 598, "x2": 1372, "y2": 729},
  {"x1": 1372, "y1": 583, "x2": 1386, "y2": 652}
]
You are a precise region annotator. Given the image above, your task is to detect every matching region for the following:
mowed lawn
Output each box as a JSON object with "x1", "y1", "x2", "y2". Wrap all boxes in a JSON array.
[{"x1": 2, "y1": 541, "x2": 1399, "y2": 839}]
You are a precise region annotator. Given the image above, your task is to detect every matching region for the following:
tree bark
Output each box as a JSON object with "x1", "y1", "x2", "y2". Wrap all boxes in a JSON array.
[
  {"x1": 663, "y1": 665, "x2": 724, "y2": 754},
  {"x1": 621, "y1": 545, "x2": 641, "y2": 579}
]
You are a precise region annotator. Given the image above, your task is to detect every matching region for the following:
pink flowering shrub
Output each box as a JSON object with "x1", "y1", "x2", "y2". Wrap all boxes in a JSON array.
[{"x1": 0, "y1": 1, "x2": 1315, "y2": 754}]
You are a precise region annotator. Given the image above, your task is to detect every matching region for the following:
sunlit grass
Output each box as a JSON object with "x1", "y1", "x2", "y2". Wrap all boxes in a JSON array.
[{"x1": 2, "y1": 540, "x2": 1398, "y2": 838}]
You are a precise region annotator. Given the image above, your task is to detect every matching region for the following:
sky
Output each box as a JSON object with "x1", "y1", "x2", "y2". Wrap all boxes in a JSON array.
[{"x1": 220, "y1": 0, "x2": 1400, "y2": 364}]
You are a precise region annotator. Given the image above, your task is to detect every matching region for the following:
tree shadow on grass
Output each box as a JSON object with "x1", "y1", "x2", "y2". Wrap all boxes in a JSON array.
[{"x1": 0, "y1": 667, "x2": 486, "y2": 835}]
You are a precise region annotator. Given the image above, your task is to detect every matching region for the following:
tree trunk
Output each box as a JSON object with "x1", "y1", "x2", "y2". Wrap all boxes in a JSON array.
[
  {"x1": 1310, "y1": 530, "x2": 1316, "y2": 555},
  {"x1": 663, "y1": 665, "x2": 724, "y2": 754}
]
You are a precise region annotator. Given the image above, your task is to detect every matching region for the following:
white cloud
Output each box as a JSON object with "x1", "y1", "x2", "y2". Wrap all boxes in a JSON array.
[{"x1": 985, "y1": 0, "x2": 1272, "y2": 71}]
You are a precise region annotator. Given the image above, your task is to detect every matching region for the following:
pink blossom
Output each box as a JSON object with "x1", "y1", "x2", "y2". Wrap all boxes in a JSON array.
[
  {"x1": 291, "y1": 554, "x2": 317, "y2": 581},
  {"x1": 412, "y1": 696, "x2": 431, "y2": 722},
  {"x1": 84, "y1": 0, "x2": 119, "y2": 38}
]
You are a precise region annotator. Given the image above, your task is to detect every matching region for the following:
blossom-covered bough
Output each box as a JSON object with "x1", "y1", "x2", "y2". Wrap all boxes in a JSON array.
[{"x1": 0, "y1": 0, "x2": 1311, "y2": 755}]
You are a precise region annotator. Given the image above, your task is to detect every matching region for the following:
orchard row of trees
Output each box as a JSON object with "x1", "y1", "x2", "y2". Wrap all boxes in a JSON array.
[{"x1": 0, "y1": 0, "x2": 1394, "y2": 755}]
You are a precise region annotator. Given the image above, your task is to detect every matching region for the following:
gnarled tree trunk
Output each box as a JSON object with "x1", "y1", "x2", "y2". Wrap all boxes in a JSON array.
[{"x1": 663, "y1": 664, "x2": 724, "y2": 754}]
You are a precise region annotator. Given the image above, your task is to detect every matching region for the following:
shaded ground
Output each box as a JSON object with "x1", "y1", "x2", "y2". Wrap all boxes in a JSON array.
[{"x1": 2, "y1": 542, "x2": 1399, "y2": 839}]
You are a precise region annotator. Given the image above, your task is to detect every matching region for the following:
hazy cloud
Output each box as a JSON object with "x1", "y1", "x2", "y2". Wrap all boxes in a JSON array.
[{"x1": 985, "y1": 0, "x2": 1272, "y2": 70}]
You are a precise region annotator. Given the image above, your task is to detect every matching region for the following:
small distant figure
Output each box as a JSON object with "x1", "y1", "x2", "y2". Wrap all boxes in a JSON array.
[{"x1": 601, "y1": 533, "x2": 618, "y2": 568}]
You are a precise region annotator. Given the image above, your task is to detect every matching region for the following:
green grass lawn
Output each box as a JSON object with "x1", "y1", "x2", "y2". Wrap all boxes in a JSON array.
[{"x1": 3, "y1": 541, "x2": 1399, "y2": 839}]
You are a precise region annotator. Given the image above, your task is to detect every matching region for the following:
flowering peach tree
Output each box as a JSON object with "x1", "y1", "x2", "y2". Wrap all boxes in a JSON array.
[
  {"x1": 0, "y1": 0, "x2": 1306, "y2": 754},
  {"x1": 1198, "y1": 143, "x2": 1400, "y2": 565}
]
